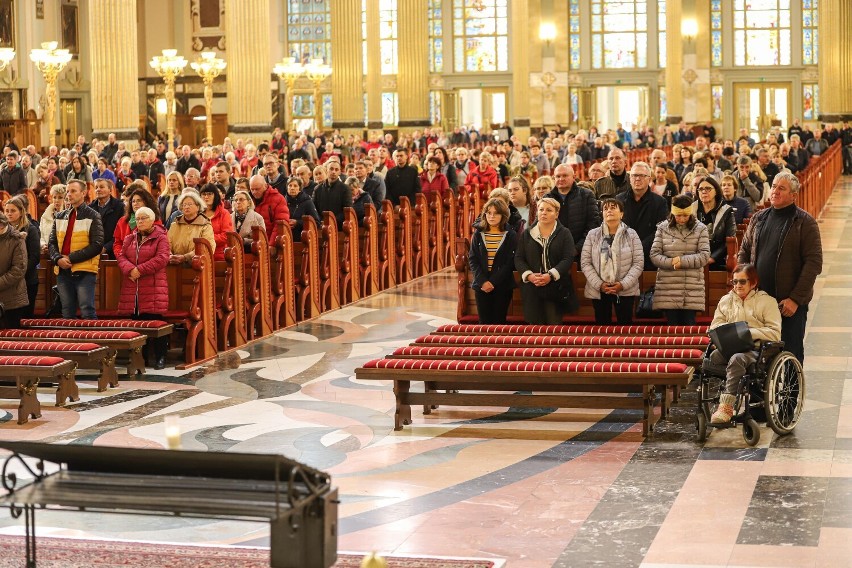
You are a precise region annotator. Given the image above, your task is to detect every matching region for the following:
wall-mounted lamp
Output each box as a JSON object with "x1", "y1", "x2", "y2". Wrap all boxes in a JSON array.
[
  {"x1": 539, "y1": 22, "x2": 557, "y2": 45},
  {"x1": 681, "y1": 18, "x2": 698, "y2": 41}
]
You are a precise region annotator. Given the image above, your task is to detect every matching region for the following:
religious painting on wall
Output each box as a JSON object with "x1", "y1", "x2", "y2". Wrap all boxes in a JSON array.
[
  {"x1": 0, "y1": 0, "x2": 15, "y2": 49},
  {"x1": 61, "y1": 1, "x2": 79, "y2": 54}
]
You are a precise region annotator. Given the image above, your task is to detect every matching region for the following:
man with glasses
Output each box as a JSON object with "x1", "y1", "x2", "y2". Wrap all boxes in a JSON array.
[
  {"x1": 616, "y1": 161, "x2": 668, "y2": 270},
  {"x1": 548, "y1": 164, "x2": 600, "y2": 254},
  {"x1": 737, "y1": 172, "x2": 822, "y2": 363},
  {"x1": 593, "y1": 148, "x2": 631, "y2": 199},
  {"x1": 313, "y1": 160, "x2": 352, "y2": 229},
  {"x1": 263, "y1": 154, "x2": 287, "y2": 197}
]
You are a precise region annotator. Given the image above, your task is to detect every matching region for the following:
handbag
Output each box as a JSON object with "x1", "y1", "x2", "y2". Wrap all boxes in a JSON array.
[
  {"x1": 531, "y1": 276, "x2": 579, "y2": 314},
  {"x1": 635, "y1": 286, "x2": 664, "y2": 319},
  {"x1": 709, "y1": 321, "x2": 755, "y2": 359},
  {"x1": 46, "y1": 285, "x2": 63, "y2": 317}
]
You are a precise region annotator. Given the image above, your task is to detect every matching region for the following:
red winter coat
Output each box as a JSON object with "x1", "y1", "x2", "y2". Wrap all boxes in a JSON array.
[
  {"x1": 466, "y1": 166, "x2": 500, "y2": 197},
  {"x1": 419, "y1": 171, "x2": 450, "y2": 197},
  {"x1": 253, "y1": 187, "x2": 291, "y2": 243},
  {"x1": 207, "y1": 204, "x2": 234, "y2": 261},
  {"x1": 116, "y1": 224, "x2": 171, "y2": 316},
  {"x1": 114, "y1": 216, "x2": 164, "y2": 259}
]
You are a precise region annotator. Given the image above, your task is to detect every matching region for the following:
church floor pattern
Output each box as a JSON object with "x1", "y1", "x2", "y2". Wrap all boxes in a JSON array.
[{"x1": 1, "y1": 177, "x2": 852, "y2": 567}]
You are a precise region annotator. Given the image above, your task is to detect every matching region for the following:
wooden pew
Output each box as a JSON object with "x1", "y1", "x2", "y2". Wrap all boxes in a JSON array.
[
  {"x1": 377, "y1": 200, "x2": 397, "y2": 290},
  {"x1": 413, "y1": 193, "x2": 430, "y2": 277},
  {"x1": 340, "y1": 207, "x2": 361, "y2": 305},
  {"x1": 216, "y1": 231, "x2": 248, "y2": 350},
  {"x1": 295, "y1": 215, "x2": 321, "y2": 321},
  {"x1": 359, "y1": 203, "x2": 380, "y2": 298},
  {"x1": 271, "y1": 221, "x2": 297, "y2": 329},
  {"x1": 429, "y1": 194, "x2": 445, "y2": 271},
  {"x1": 319, "y1": 212, "x2": 341, "y2": 312},
  {"x1": 0, "y1": 341, "x2": 118, "y2": 393},
  {"x1": 396, "y1": 196, "x2": 414, "y2": 284},
  {"x1": 246, "y1": 226, "x2": 274, "y2": 340},
  {"x1": 442, "y1": 193, "x2": 457, "y2": 268}
]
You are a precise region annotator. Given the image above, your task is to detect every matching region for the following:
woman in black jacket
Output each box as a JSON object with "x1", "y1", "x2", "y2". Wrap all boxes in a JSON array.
[
  {"x1": 345, "y1": 176, "x2": 374, "y2": 226},
  {"x1": 469, "y1": 198, "x2": 518, "y2": 324},
  {"x1": 514, "y1": 197, "x2": 577, "y2": 324},
  {"x1": 285, "y1": 176, "x2": 321, "y2": 242},
  {"x1": 3, "y1": 195, "x2": 40, "y2": 318},
  {"x1": 695, "y1": 176, "x2": 736, "y2": 271}
]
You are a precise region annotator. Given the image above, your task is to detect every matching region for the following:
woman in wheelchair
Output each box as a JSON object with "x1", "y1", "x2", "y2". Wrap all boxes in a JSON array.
[{"x1": 708, "y1": 263, "x2": 782, "y2": 424}]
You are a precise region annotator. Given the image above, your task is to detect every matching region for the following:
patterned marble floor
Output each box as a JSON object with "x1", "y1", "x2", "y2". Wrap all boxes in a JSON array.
[{"x1": 1, "y1": 178, "x2": 852, "y2": 567}]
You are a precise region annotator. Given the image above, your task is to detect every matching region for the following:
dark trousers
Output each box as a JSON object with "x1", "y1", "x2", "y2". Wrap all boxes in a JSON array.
[
  {"x1": 21, "y1": 283, "x2": 38, "y2": 319},
  {"x1": 664, "y1": 309, "x2": 697, "y2": 325},
  {"x1": 592, "y1": 295, "x2": 635, "y2": 325},
  {"x1": 134, "y1": 312, "x2": 169, "y2": 360},
  {"x1": 843, "y1": 146, "x2": 852, "y2": 174},
  {"x1": 520, "y1": 283, "x2": 564, "y2": 324},
  {"x1": 781, "y1": 305, "x2": 808, "y2": 364},
  {"x1": 474, "y1": 288, "x2": 513, "y2": 324}
]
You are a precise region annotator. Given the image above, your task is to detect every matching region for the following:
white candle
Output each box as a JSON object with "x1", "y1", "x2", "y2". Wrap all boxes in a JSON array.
[{"x1": 164, "y1": 414, "x2": 181, "y2": 449}]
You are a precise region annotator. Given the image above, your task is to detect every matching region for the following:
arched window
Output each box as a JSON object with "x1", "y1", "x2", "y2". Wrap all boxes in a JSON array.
[
  {"x1": 569, "y1": 0, "x2": 581, "y2": 69},
  {"x1": 428, "y1": 0, "x2": 443, "y2": 73},
  {"x1": 590, "y1": 0, "x2": 648, "y2": 69},
  {"x1": 286, "y1": 0, "x2": 331, "y2": 64},
  {"x1": 733, "y1": 0, "x2": 791, "y2": 66},
  {"x1": 802, "y1": 0, "x2": 818, "y2": 65},
  {"x1": 452, "y1": 0, "x2": 509, "y2": 72}
]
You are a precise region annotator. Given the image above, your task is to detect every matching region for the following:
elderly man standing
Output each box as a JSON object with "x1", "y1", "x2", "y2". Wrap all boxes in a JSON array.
[
  {"x1": 593, "y1": 148, "x2": 631, "y2": 199},
  {"x1": 312, "y1": 160, "x2": 352, "y2": 228},
  {"x1": 616, "y1": 161, "x2": 668, "y2": 270},
  {"x1": 548, "y1": 164, "x2": 600, "y2": 253},
  {"x1": 249, "y1": 174, "x2": 290, "y2": 242},
  {"x1": 738, "y1": 171, "x2": 822, "y2": 363}
]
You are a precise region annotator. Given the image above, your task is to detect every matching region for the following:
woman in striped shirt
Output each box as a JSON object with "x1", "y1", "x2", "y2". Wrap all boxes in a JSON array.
[{"x1": 468, "y1": 197, "x2": 518, "y2": 324}]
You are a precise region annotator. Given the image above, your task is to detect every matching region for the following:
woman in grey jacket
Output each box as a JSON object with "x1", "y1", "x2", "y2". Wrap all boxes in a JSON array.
[
  {"x1": 650, "y1": 194, "x2": 711, "y2": 325},
  {"x1": 581, "y1": 198, "x2": 644, "y2": 324}
]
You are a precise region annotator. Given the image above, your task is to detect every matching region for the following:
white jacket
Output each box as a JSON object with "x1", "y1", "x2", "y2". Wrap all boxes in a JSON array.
[{"x1": 710, "y1": 289, "x2": 782, "y2": 344}]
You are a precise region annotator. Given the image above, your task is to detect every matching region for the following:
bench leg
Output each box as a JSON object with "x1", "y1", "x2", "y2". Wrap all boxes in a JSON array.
[
  {"x1": 17, "y1": 379, "x2": 42, "y2": 425},
  {"x1": 423, "y1": 381, "x2": 435, "y2": 414},
  {"x1": 55, "y1": 366, "x2": 80, "y2": 406},
  {"x1": 128, "y1": 346, "x2": 146, "y2": 377},
  {"x1": 98, "y1": 351, "x2": 120, "y2": 392},
  {"x1": 393, "y1": 380, "x2": 412, "y2": 431},
  {"x1": 24, "y1": 504, "x2": 36, "y2": 568},
  {"x1": 642, "y1": 384, "x2": 657, "y2": 437}
]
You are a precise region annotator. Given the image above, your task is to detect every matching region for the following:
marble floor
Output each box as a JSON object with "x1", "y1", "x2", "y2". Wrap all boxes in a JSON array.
[{"x1": 1, "y1": 178, "x2": 852, "y2": 567}]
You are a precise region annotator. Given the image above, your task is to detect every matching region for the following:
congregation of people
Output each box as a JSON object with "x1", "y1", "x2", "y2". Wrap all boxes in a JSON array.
[{"x1": 0, "y1": 118, "x2": 833, "y2": 369}]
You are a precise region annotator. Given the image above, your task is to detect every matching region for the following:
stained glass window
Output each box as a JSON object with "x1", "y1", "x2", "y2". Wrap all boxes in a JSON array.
[
  {"x1": 287, "y1": 0, "x2": 332, "y2": 64},
  {"x1": 361, "y1": 0, "x2": 398, "y2": 75},
  {"x1": 430, "y1": 91, "x2": 442, "y2": 125},
  {"x1": 590, "y1": 0, "x2": 648, "y2": 69},
  {"x1": 570, "y1": 88, "x2": 580, "y2": 124},
  {"x1": 711, "y1": 86, "x2": 723, "y2": 120},
  {"x1": 710, "y1": 0, "x2": 722, "y2": 67},
  {"x1": 452, "y1": 0, "x2": 509, "y2": 73},
  {"x1": 802, "y1": 0, "x2": 818, "y2": 65},
  {"x1": 569, "y1": 0, "x2": 581, "y2": 70},
  {"x1": 322, "y1": 94, "x2": 333, "y2": 128},
  {"x1": 803, "y1": 84, "x2": 819, "y2": 121},
  {"x1": 659, "y1": 87, "x2": 667, "y2": 122},
  {"x1": 382, "y1": 92, "x2": 399, "y2": 125},
  {"x1": 733, "y1": 0, "x2": 791, "y2": 66},
  {"x1": 428, "y1": 0, "x2": 443, "y2": 73},
  {"x1": 658, "y1": 1, "x2": 666, "y2": 68}
]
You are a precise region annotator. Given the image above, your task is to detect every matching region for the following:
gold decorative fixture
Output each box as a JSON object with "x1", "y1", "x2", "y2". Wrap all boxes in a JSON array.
[
  {"x1": 273, "y1": 57, "x2": 305, "y2": 131},
  {"x1": 304, "y1": 58, "x2": 332, "y2": 130},
  {"x1": 29, "y1": 42, "x2": 72, "y2": 147},
  {"x1": 150, "y1": 49, "x2": 188, "y2": 151},
  {"x1": 0, "y1": 48, "x2": 15, "y2": 72},
  {"x1": 190, "y1": 51, "x2": 226, "y2": 144}
]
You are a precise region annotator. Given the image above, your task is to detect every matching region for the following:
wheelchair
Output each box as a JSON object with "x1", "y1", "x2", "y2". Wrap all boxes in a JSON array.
[{"x1": 696, "y1": 341, "x2": 805, "y2": 446}]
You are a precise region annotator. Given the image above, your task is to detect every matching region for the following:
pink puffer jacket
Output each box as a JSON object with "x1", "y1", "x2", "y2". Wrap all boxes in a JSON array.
[{"x1": 116, "y1": 224, "x2": 171, "y2": 316}]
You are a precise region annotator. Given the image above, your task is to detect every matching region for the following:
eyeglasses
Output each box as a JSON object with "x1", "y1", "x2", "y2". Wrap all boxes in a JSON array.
[
  {"x1": 731, "y1": 279, "x2": 750, "y2": 286},
  {"x1": 629, "y1": 174, "x2": 649, "y2": 179},
  {"x1": 697, "y1": 187, "x2": 714, "y2": 193}
]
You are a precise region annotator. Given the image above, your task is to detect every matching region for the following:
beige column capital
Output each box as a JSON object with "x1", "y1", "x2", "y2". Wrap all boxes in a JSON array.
[
  {"x1": 225, "y1": 0, "x2": 272, "y2": 138},
  {"x1": 511, "y1": 0, "x2": 531, "y2": 140},
  {"x1": 88, "y1": 0, "x2": 140, "y2": 145},
  {"x1": 397, "y1": 0, "x2": 430, "y2": 132},
  {"x1": 819, "y1": 0, "x2": 852, "y2": 119},
  {"x1": 330, "y1": 0, "x2": 366, "y2": 135},
  {"x1": 665, "y1": 1, "x2": 684, "y2": 123}
]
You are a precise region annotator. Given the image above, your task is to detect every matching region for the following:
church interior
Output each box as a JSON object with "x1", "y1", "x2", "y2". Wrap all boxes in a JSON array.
[{"x1": 0, "y1": 1, "x2": 851, "y2": 567}]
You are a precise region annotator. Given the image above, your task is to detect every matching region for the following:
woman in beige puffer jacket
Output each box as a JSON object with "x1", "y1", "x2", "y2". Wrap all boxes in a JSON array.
[{"x1": 650, "y1": 194, "x2": 711, "y2": 325}]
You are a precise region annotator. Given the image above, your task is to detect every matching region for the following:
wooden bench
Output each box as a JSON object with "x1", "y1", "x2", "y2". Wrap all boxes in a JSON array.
[
  {"x1": 319, "y1": 212, "x2": 341, "y2": 312},
  {"x1": 215, "y1": 231, "x2": 248, "y2": 350},
  {"x1": 432, "y1": 324, "x2": 709, "y2": 336},
  {"x1": 245, "y1": 226, "x2": 274, "y2": 340},
  {"x1": 0, "y1": 341, "x2": 118, "y2": 392},
  {"x1": 359, "y1": 203, "x2": 380, "y2": 297},
  {"x1": 0, "y1": 442, "x2": 338, "y2": 568},
  {"x1": 377, "y1": 200, "x2": 397, "y2": 290},
  {"x1": 340, "y1": 207, "x2": 361, "y2": 305},
  {"x1": 21, "y1": 318, "x2": 174, "y2": 342},
  {"x1": 0, "y1": 357, "x2": 78, "y2": 424},
  {"x1": 0, "y1": 329, "x2": 147, "y2": 377},
  {"x1": 414, "y1": 334, "x2": 710, "y2": 349},
  {"x1": 271, "y1": 220, "x2": 298, "y2": 329},
  {"x1": 355, "y1": 358, "x2": 693, "y2": 436},
  {"x1": 389, "y1": 345, "x2": 705, "y2": 365}
]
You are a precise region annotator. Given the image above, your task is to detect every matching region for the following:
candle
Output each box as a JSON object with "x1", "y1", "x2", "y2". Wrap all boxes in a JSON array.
[{"x1": 164, "y1": 414, "x2": 181, "y2": 449}]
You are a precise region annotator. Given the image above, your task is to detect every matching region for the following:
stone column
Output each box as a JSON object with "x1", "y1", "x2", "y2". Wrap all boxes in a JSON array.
[
  {"x1": 819, "y1": 0, "x2": 852, "y2": 120},
  {"x1": 88, "y1": 0, "x2": 140, "y2": 145},
  {"x1": 511, "y1": 0, "x2": 531, "y2": 140},
  {"x1": 330, "y1": 0, "x2": 365, "y2": 136},
  {"x1": 397, "y1": 0, "x2": 430, "y2": 133},
  {"x1": 224, "y1": 0, "x2": 272, "y2": 139},
  {"x1": 364, "y1": 0, "x2": 383, "y2": 132},
  {"x1": 665, "y1": 1, "x2": 684, "y2": 124}
]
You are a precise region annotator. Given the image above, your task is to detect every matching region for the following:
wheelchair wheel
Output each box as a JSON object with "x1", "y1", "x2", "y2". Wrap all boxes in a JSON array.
[
  {"x1": 742, "y1": 418, "x2": 760, "y2": 446},
  {"x1": 764, "y1": 351, "x2": 805, "y2": 436},
  {"x1": 696, "y1": 410, "x2": 708, "y2": 443}
]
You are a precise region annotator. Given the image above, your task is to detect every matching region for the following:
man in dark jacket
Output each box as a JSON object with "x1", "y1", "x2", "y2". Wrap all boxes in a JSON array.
[
  {"x1": 100, "y1": 133, "x2": 119, "y2": 164},
  {"x1": 355, "y1": 160, "x2": 385, "y2": 204},
  {"x1": 263, "y1": 154, "x2": 288, "y2": 197},
  {"x1": 146, "y1": 149, "x2": 166, "y2": 192},
  {"x1": 48, "y1": 179, "x2": 104, "y2": 319},
  {"x1": 0, "y1": 151, "x2": 28, "y2": 196},
  {"x1": 384, "y1": 149, "x2": 420, "y2": 206},
  {"x1": 549, "y1": 164, "x2": 601, "y2": 254},
  {"x1": 312, "y1": 160, "x2": 352, "y2": 229},
  {"x1": 176, "y1": 145, "x2": 201, "y2": 175},
  {"x1": 593, "y1": 148, "x2": 631, "y2": 199},
  {"x1": 89, "y1": 178, "x2": 124, "y2": 259},
  {"x1": 738, "y1": 171, "x2": 822, "y2": 363},
  {"x1": 616, "y1": 161, "x2": 668, "y2": 270}
]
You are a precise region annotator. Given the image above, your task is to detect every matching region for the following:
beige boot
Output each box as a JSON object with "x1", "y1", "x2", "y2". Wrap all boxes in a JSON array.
[{"x1": 711, "y1": 394, "x2": 737, "y2": 424}]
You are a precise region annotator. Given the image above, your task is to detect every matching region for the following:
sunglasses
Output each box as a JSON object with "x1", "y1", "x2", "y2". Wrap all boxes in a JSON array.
[{"x1": 731, "y1": 279, "x2": 750, "y2": 286}]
